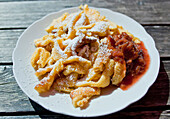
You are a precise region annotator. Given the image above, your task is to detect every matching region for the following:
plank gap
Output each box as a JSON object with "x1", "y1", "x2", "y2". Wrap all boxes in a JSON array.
[
  {"x1": 0, "y1": 27, "x2": 26, "y2": 30},
  {"x1": 160, "y1": 57, "x2": 170, "y2": 61},
  {"x1": 142, "y1": 23, "x2": 170, "y2": 26},
  {"x1": 0, "y1": 62, "x2": 13, "y2": 65}
]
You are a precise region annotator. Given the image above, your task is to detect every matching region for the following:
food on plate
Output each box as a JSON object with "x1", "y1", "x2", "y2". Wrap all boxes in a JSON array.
[{"x1": 31, "y1": 4, "x2": 150, "y2": 108}]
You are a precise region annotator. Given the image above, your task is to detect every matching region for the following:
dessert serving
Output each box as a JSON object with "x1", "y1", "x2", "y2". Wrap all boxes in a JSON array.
[{"x1": 31, "y1": 4, "x2": 150, "y2": 108}]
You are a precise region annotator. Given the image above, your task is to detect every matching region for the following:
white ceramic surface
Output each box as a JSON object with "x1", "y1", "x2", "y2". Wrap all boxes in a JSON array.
[{"x1": 12, "y1": 7, "x2": 160, "y2": 117}]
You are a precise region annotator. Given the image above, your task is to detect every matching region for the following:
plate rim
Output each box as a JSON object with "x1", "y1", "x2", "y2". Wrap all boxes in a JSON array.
[{"x1": 12, "y1": 6, "x2": 160, "y2": 117}]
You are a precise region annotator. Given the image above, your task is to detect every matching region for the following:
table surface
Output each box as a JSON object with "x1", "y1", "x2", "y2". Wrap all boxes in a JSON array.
[{"x1": 0, "y1": 0, "x2": 169, "y2": 118}]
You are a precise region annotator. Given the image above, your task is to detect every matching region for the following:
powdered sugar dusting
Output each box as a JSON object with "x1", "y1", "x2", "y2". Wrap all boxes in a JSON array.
[
  {"x1": 75, "y1": 13, "x2": 87, "y2": 27},
  {"x1": 66, "y1": 56, "x2": 90, "y2": 62},
  {"x1": 88, "y1": 21, "x2": 109, "y2": 33},
  {"x1": 54, "y1": 39, "x2": 68, "y2": 58},
  {"x1": 71, "y1": 33, "x2": 85, "y2": 55},
  {"x1": 63, "y1": 39, "x2": 72, "y2": 46},
  {"x1": 85, "y1": 36, "x2": 98, "y2": 41},
  {"x1": 67, "y1": 12, "x2": 82, "y2": 37},
  {"x1": 36, "y1": 64, "x2": 54, "y2": 73}
]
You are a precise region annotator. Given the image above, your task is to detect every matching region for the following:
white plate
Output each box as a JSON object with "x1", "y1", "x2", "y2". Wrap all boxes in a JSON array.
[{"x1": 12, "y1": 7, "x2": 160, "y2": 117}]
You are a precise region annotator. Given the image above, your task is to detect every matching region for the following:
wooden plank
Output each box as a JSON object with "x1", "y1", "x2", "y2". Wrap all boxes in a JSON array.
[
  {"x1": 0, "y1": 116, "x2": 41, "y2": 119},
  {"x1": 0, "y1": 29, "x2": 23, "y2": 63},
  {"x1": 0, "y1": 65, "x2": 34, "y2": 112},
  {"x1": 0, "y1": 111, "x2": 169, "y2": 119},
  {"x1": 0, "y1": 26, "x2": 169, "y2": 63},
  {"x1": 0, "y1": 0, "x2": 55, "y2": 2},
  {"x1": 0, "y1": 60, "x2": 169, "y2": 113},
  {"x1": 160, "y1": 110, "x2": 170, "y2": 119},
  {"x1": 144, "y1": 26, "x2": 170, "y2": 58},
  {"x1": 0, "y1": 0, "x2": 170, "y2": 28}
]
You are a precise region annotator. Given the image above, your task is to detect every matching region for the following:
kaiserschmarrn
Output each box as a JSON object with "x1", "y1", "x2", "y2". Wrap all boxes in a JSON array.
[{"x1": 31, "y1": 5, "x2": 150, "y2": 108}]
